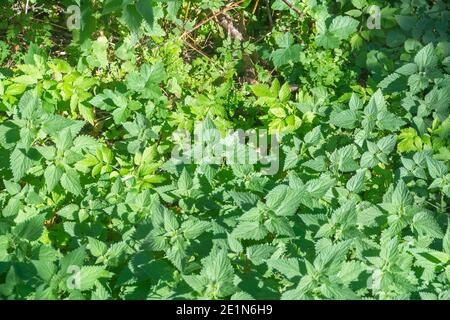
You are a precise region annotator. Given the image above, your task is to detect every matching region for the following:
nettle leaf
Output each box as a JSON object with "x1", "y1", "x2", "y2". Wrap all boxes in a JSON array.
[
  {"x1": 398, "y1": 128, "x2": 422, "y2": 153},
  {"x1": 317, "y1": 15, "x2": 359, "y2": 49},
  {"x1": 246, "y1": 244, "x2": 277, "y2": 266},
  {"x1": 89, "y1": 36, "x2": 109, "y2": 68},
  {"x1": 79, "y1": 103, "x2": 95, "y2": 125},
  {"x1": 2, "y1": 198, "x2": 21, "y2": 218},
  {"x1": 329, "y1": 145, "x2": 359, "y2": 172},
  {"x1": 112, "y1": 106, "x2": 130, "y2": 124},
  {"x1": 377, "y1": 135, "x2": 397, "y2": 154},
  {"x1": 267, "y1": 258, "x2": 301, "y2": 279},
  {"x1": 18, "y1": 90, "x2": 42, "y2": 120},
  {"x1": 10, "y1": 147, "x2": 41, "y2": 181},
  {"x1": 200, "y1": 248, "x2": 236, "y2": 298},
  {"x1": 44, "y1": 164, "x2": 63, "y2": 192},
  {"x1": 13, "y1": 214, "x2": 45, "y2": 241},
  {"x1": 271, "y1": 44, "x2": 302, "y2": 68},
  {"x1": 391, "y1": 180, "x2": 414, "y2": 207},
  {"x1": 414, "y1": 43, "x2": 437, "y2": 71},
  {"x1": 0, "y1": 121, "x2": 21, "y2": 150},
  {"x1": 3, "y1": 179, "x2": 21, "y2": 195},
  {"x1": 42, "y1": 116, "x2": 85, "y2": 138},
  {"x1": 250, "y1": 83, "x2": 273, "y2": 98},
  {"x1": 32, "y1": 260, "x2": 56, "y2": 282},
  {"x1": 444, "y1": 223, "x2": 450, "y2": 255},
  {"x1": 337, "y1": 261, "x2": 365, "y2": 284},
  {"x1": 316, "y1": 32, "x2": 340, "y2": 49},
  {"x1": 103, "y1": 0, "x2": 126, "y2": 15},
  {"x1": 306, "y1": 175, "x2": 336, "y2": 198},
  {"x1": 182, "y1": 219, "x2": 210, "y2": 239},
  {"x1": 229, "y1": 191, "x2": 259, "y2": 211},
  {"x1": 368, "y1": 89, "x2": 385, "y2": 111},
  {"x1": 2, "y1": 0, "x2": 450, "y2": 301},
  {"x1": 136, "y1": 0, "x2": 154, "y2": 27},
  {"x1": 377, "y1": 110, "x2": 405, "y2": 131},
  {"x1": 408, "y1": 73, "x2": 428, "y2": 93},
  {"x1": 268, "y1": 213, "x2": 295, "y2": 235},
  {"x1": 426, "y1": 158, "x2": 448, "y2": 179},
  {"x1": 330, "y1": 109, "x2": 358, "y2": 129},
  {"x1": 91, "y1": 283, "x2": 111, "y2": 300},
  {"x1": 163, "y1": 210, "x2": 179, "y2": 232},
  {"x1": 271, "y1": 32, "x2": 302, "y2": 68},
  {"x1": 37, "y1": 145, "x2": 56, "y2": 161},
  {"x1": 265, "y1": 185, "x2": 301, "y2": 216},
  {"x1": 60, "y1": 168, "x2": 82, "y2": 196},
  {"x1": 346, "y1": 169, "x2": 366, "y2": 193},
  {"x1": 78, "y1": 266, "x2": 112, "y2": 291},
  {"x1": 87, "y1": 237, "x2": 108, "y2": 257},
  {"x1": 177, "y1": 168, "x2": 193, "y2": 194},
  {"x1": 55, "y1": 128, "x2": 73, "y2": 151},
  {"x1": 60, "y1": 246, "x2": 87, "y2": 273},
  {"x1": 314, "y1": 240, "x2": 351, "y2": 272},
  {"x1": 328, "y1": 16, "x2": 359, "y2": 40},
  {"x1": 279, "y1": 82, "x2": 291, "y2": 102},
  {"x1": 413, "y1": 212, "x2": 444, "y2": 238},
  {"x1": 72, "y1": 135, "x2": 100, "y2": 153},
  {"x1": 233, "y1": 220, "x2": 267, "y2": 240}
]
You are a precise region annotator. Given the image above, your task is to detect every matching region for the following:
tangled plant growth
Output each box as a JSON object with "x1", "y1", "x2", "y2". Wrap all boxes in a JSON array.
[{"x1": 0, "y1": 0, "x2": 449, "y2": 300}]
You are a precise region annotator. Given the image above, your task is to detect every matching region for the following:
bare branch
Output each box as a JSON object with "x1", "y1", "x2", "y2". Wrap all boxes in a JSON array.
[
  {"x1": 216, "y1": 12, "x2": 243, "y2": 41},
  {"x1": 180, "y1": 0, "x2": 246, "y2": 39},
  {"x1": 265, "y1": 0, "x2": 273, "y2": 28},
  {"x1": 281, "y1": 0, "x2": 304, "y2": 17}
]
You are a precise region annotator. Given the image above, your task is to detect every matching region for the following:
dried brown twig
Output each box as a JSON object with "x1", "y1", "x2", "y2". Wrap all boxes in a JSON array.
[
  {"x1": 180, "y1": 0, "x2": 246, "y2": 39},
  {"x1": 265, "y1": 0, "x2": 273, "y2": 28},
  {"x1": 211, "y1": 8, "x2": 257, "y2": 84},
  {"x1": 281, "y1": 0, "x2": 304, "y2": 17},
  {"x1": 215, "y1": 12, "x2": 243, "y2": 41}
]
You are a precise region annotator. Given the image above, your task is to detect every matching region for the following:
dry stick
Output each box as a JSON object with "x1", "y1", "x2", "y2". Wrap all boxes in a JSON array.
[
  {"x1": 246, "y1": 0, "x2": 259, "y2": 26},
  {"x1": 252, "y1": 0, "x2": 260, "y2": 15},
  {"x1": 281, "y1": 0, "x2": 304, "y2": 17},
  {"x1": 184, "y1": 1, "x2": 191, "y2": 21},
  {"x1": 265, "y1": 0, "x2": 273, "y2": 28},
  {"x1": 184, "y1": 33, "x2": 226, "y2": 72},
  {"x1": 213, "y1": 10, "x2": 257, "y2": 83},
  {"x1": 180, "y1": 0, "x2": 246, "y2": 39},
  {"x1": 216, "y1": 12, "x2": 243, "y2": 41},
  {"x1": 185, "y1": 33, "x2": 211, "y2": 59},
  {"x1": 31, "y1": 17, "x2": 67, "y2": 30},
  {"x1": 189, "y1": 1, "x2": 243, "y2": 34},
  {"x1": 203, "y1": 31, "x2": 212, "y2": 48}
]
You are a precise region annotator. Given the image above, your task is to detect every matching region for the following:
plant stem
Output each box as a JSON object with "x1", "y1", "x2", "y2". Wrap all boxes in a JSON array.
[{"x1": 281, "y1": 0, "x2": 304, "y2": 17}]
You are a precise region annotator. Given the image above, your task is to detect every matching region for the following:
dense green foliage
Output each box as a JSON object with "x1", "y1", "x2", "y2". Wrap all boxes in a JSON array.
[{"x1": 0, "y1": 0, "x2": 449, "y2": 300}]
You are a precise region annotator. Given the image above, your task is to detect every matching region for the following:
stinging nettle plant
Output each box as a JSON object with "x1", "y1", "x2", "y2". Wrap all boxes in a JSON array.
[{"x1": 0, "y1": 0, "x2": 448, "y2": 300}]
